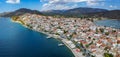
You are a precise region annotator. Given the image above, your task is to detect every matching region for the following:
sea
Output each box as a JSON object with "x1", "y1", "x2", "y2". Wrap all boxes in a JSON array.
[
  {"x1": 0, "y1": 18, "x2": 74, "y2": 57},
  {"x1": 95, "y1": 19, "x2": 120, "y2": 29}
]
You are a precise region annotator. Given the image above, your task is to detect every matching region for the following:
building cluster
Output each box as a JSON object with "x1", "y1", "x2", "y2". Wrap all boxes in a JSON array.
[{"x1": 15, "y1": 13, "x2": 120, "y2": 57}]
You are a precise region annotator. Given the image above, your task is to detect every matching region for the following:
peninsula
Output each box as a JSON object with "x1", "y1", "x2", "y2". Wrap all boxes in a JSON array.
[{"x1": 12, "y1": 13, "x2": 120, "y2": 57}]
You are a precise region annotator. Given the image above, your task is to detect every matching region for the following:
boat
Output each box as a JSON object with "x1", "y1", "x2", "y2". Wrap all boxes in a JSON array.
[
  {"x1": 47, "y1": 35, "x2": 52, "y2": 39},
  {"x1": 58, "y1": 43, "x2": 64, "y2": 46}
]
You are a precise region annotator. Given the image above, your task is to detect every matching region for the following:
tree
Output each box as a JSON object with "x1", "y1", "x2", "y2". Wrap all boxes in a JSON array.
[
  {"x1": 86, "y1": 41, "x2": 93, "y2": 48},
  {"x1": 104, "y1": 53, "x2": 113, "y2": 57},
  {"x1": 91, "y1": 55, "x2": 95, "y2": 57},
  {"x1": 105, "y1": 32, "x2": 109, "y2": 35},
  {"x1": 99, "y1": 28, "x2": 104, "y2": 33},
  {"x1": 96, "y1": 28, "x2": 99, "y2": 34},
  {"x1": 12, "y1": 16, "x2": 19, "y2": 21}
]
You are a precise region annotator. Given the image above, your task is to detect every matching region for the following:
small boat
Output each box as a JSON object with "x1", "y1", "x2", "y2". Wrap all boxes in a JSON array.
[
  {"x1": 47, "y1": 35, "x2": 52, "y2": 39},
  {"x1": 58, "y1": 43, "x2": 64, "y2": 46}
]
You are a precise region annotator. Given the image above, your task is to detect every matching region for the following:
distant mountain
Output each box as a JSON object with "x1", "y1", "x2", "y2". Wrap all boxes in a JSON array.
[
  {"x1": 41, "y1": 10, "x2": 66, "y2": 16},
  {"x1": 86, "y1": 10, "x2": 120, "y2": 19},
  {"x1": 42, "y1": 7, "x2": 108, "y2": 17},
  {"x1": 64, "y1": 7, "x2": 108, "y2": 14},
  {"x1": 42, "y1": 7, "x2": 120, "y2": 19},
  {"x1": 0, "y1": 7, "x2": 120, "y2": 19},
  {"x1": 0, "y1": 8, "x2": 42, "y2": 17}
]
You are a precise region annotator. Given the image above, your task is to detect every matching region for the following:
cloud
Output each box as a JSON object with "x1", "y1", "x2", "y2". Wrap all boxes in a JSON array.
[
  {"x1": 40, "y1": 0, "x2": 105, "y2": 10},
  {"x1": 6, "y1": 0, "x2": 20, "y2": 4},
  {"x1": 41, "y1": 3, "x2": 78, "y2": 10},
  {"x1": 40, "y1": 0, "x2": 87, "y2": 4},
  {"x1": 109, "y1": 5, "x2": 117, "y2": 8},
  {"x1": 86, "y1": 0, "x2": 105, "y2": 6},
  {"x1": 40, "y1": 0, "x2": 104, "y2": 4}
]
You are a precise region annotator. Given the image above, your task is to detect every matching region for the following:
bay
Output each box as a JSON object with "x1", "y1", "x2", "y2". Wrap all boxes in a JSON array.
[
  {"x1": 0, "y1": 18, "x2": 74, "y2": 57},
  {"x1": 95, "y1": 19, "x2": 120, "y2": 29}
]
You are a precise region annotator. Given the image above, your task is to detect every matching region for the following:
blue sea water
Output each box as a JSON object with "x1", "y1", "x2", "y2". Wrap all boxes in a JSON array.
[
  {"x1": 95, "y1": 19, "x2": 120, "y2": 29},
  {"x1": 0, "y1": 18, "x2": 74, "y2": 57}
]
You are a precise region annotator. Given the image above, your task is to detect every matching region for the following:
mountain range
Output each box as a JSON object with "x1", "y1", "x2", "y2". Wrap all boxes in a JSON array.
[
  {"x1": 42, "y1": 7, "x2": 108, "y2": 15},
  {"x1": 0, "y1": 7, "x2": 120, "y2": 19},
  {"x1": 0, "y1": 8, "x2": 42, "y2": 17},
  {"x1": 86, "y1": 10, "x2": 120, "y2": 19},
  {"x1": 42, "y1": 7, "x2": 120, "y2": 19}
]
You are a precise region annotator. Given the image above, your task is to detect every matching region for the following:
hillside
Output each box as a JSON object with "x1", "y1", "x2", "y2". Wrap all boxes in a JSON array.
[
  {"x1": 42, "y1": 7, "x2": 108, "y2": 17},
  {"x1": 42, "y1": 7, "x2": 120, "y2": 19},
  {"x1": 0, "y1": 7, "x2": 120, "y2": 19},
  {"x1": 86, "y1": 10, "x2": 120, "y2": 19},
  {"x1": 64, "y1": 7, "x2": 108, "y2": 14},
  {"x1": 0, "y1": 8, "x2": 42, "y2": 17}
]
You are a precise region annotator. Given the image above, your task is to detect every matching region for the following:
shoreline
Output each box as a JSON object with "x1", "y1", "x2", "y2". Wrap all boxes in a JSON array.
[
  {"x1": 62, "y1": 39, "x2": 84, "y2": 57},
  {"x1": 11, "y1": 14, "x2": 120, "y2": 57},
  {"x1": 32, "y1": 29, "x2": 81, "y2": 57},
  {"x1": 11, "y1": 19, "x2": 80, "y2": 57}
]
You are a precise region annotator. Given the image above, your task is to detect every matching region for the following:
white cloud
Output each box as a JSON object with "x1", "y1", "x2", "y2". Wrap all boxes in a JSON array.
[
  {"x1": 87, "y1": 0, "x2": 98, "y2": 6},
  {"x1": 40, "y1": 0, "x2": 87, "y2": 3},
  {"x1": 86, "y1": 0, "x2": 105, "y2": 6},
  {"x1": 41, "y1": 3, "x2": 78, "y2": 10},
  {"x1": 109, "y1": 5, "x2": 117, "y2": 8},
  {"x1": 40, "y1": 0, "x2": 104, "y2": 3},
  {"x1": 110, "y1": 5, "x2": 113, "y2": 8},
  {"x1": 41, "y1": 0, "x2": 105, "y2": 10},
  {"x1": 6, "y1": 0, "x2": 20, "y2": 4}
]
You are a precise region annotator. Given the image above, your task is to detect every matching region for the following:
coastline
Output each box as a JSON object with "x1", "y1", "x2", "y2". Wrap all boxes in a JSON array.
[
  {"x1": 11, "y1": 13, "x2": 120, "y2": 57},
  {"x1": 11, "y1": 19, "x2": 80, "y2": 57},
  {"x1": 62, "y1": 39, "x2": 84, "y2": 57}
]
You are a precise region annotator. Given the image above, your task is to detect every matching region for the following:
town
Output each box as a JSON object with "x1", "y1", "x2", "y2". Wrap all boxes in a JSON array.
[{"x1": 12, "y1": 13, "x2": 120, "y2": 57}]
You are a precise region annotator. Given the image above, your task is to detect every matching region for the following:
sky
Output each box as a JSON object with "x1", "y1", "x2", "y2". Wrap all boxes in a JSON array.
[{"x1": 0, "y1": 0, "x2": 120, "y2": 13}]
